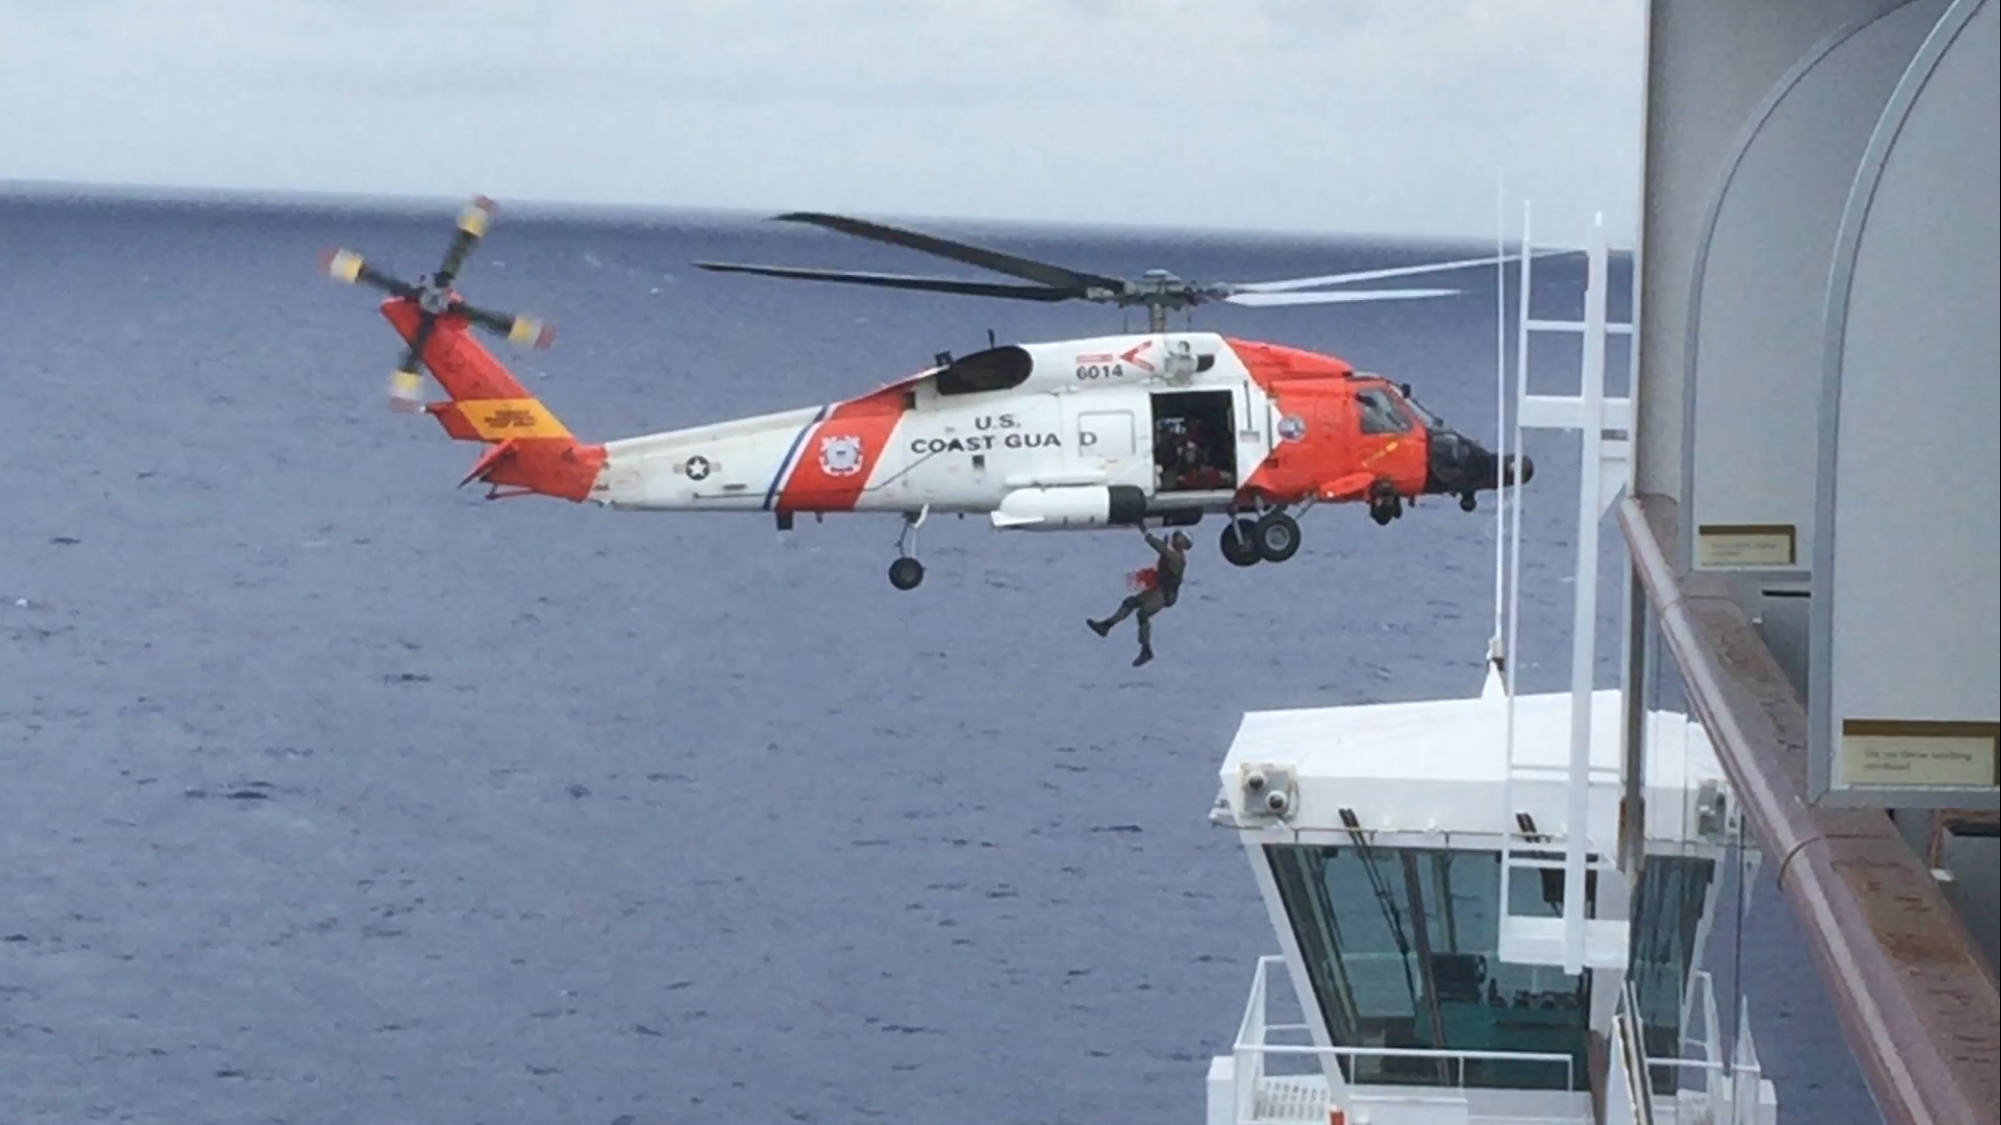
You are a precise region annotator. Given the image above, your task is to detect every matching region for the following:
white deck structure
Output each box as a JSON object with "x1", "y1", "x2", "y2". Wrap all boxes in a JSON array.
[{"x1": 1201, "y1": 210, "x2": 1781, "y2": 1125}]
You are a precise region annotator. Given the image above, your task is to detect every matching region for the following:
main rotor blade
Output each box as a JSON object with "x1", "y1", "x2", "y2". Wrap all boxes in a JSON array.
[
  {"x1": 770, "y1": 212, "x2": 1128, "y2": 293},
  {"x1": 1223, "y1": 287, "x2": 1462, "y2": 307},
  {"x1": 1232, "y1": 248, "x2": 1578, "y2": 293},
  {"x1": 693, "y1": 261, "x2": 1088, "y2": 302}
]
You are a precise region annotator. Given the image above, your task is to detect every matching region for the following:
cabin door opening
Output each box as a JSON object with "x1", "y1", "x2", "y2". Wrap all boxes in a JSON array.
[{"x1": 1150, "y1": 389, "x2": 1238, "y2": 493}]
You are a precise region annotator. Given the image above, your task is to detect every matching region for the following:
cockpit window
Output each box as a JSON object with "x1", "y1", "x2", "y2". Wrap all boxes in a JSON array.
[
  {"x1": 934, "y1": 345, "x2": 1033, "y2": 396},
  {"x1": 1356, "y1": 386, "x2": 1413, "y2": 435},
  {"x1": 1400, "y1": 391, "x2": 1443, "y2": 429}
]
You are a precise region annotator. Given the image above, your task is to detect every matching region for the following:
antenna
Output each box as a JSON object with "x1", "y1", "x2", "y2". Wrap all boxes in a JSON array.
[
  {"x1": 1508, "y1": 199, "x2": 1531, "y2": 709},
  {"x1": 1498, "y1": 200, "x2": 1531, "y2": 958},
  {"x1": 1491, "y1": 166, "x2": 1508, "y2": 675}
]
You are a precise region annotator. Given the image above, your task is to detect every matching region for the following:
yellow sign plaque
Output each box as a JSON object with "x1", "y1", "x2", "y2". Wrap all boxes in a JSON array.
[
  {"x1": 1837, "y1": 719, "x2": 2001, "y2": 789},
  {"x1": 1696, "y1": 523, "x2": 1798, "y2": 569}
]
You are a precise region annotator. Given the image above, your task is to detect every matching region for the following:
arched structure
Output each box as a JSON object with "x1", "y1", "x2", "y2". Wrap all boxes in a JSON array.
[{"x1": 1679, "y1": 0, "x2": 1952, "y2": 578}]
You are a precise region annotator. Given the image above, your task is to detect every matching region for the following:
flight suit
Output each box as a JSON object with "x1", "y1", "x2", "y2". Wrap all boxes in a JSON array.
[{"x1": 1088, "y1": 530, "x2": 1187, "y2": 665}]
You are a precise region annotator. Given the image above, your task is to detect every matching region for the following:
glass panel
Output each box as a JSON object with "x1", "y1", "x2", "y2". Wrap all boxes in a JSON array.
[
  {"x1": 934, "y1": 346, "x2": 1032, "y2": 395},
  {"x1": 1356, "y1": 388, "x2": 1413, "y2": 434},
  {"x1": 1266, "y1": 843, "x2": 1591, "y2": 1091},
  {"x1": 1395, "y1": 387, "x2": 1445, "y2": 430},
  {"x1": 1628, "y1": 855, "x2": 1717, "y2": 1094}
]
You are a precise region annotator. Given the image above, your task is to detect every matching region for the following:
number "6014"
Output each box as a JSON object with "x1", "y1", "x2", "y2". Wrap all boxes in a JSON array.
[{"x1": 1075, "y1": 363, "x2": 1125, "y2": 380}]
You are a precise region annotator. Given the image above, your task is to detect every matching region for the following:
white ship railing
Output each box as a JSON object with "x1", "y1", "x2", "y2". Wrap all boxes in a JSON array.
[
  {"x1": 1626, "y1": 969, "x2": 1777, "y2": 1125},
  {"x1": 1728, "y1": 992, "x2": 1774, "y2": 1125},
  {"x1": 1690, "y1": 969, "x2": 1729, "y2": 1109},
  {"x1": 1221, "y1": 955, "x2": 1583, "y2": 1124},
  {"x1": 1609, "y1": 980, "x2": 1657, "y2": 1125},
  {"x1": 1217, "y1": 957, "x2": 1776, "y2": 1125}
]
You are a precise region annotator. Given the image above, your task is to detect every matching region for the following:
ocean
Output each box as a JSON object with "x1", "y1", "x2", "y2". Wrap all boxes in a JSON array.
[{"x1": 0, "y1": 194, "x2": 1876, "y2": 1124}]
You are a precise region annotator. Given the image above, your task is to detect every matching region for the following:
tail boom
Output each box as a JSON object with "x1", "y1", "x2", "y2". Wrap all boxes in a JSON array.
[{"x1": 380, "y1": 298, "x2": 607, "y2": 502}]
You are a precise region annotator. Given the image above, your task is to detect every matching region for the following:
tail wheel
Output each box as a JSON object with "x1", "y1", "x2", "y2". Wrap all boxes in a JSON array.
[
  {"x1": 1254, "y1": 512, "x2": 1302, "y2": 562},
  {"x1": 1220, "y1": 518, "x2": 1262, "y2": 567}
]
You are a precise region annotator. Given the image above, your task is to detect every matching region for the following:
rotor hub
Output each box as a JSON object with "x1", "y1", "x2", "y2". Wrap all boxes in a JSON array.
[
  {"x1": 316, "y1": 195, "x2": 556, "y2": 408},
  {"x1": 413, "y1": 275, "x2": 453, "y2": 315}
]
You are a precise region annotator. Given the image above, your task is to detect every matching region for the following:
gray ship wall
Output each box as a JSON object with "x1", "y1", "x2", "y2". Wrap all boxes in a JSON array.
[
  {"x1": 1637, "y1": 0, "x2": 1998, "y2": 808},
  {"x1": 1634, "y1": 0, "x2": 1906, "y2": 498},
  {"x1": 1623, "y1": 0, "x2": 1999, "y2": 1120},
  {"x1": 1678, "y1": 0, "x2": 1952, "y2": 580}
]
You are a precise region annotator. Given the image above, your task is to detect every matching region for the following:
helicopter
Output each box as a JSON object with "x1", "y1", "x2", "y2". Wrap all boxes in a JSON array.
[{"x1": 319, "y1": 196, "x2": 1534, "y2": 591}]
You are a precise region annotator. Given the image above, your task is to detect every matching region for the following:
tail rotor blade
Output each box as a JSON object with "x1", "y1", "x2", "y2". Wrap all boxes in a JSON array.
[
  {"x1": 388, "y1": 310, "x2": 444, "y2": 410},
  {"x1": 322, "y1": 194, "x2": 560, "y2": 415},
  {"x1": 434, "y1": 195, "x2": 498, "y2": 286},
  {"x1": 453, "y1": 299, "x2": 558, "y2": 348},
  {"x1": 320, "y1": 248, "x2": 419, "y2": 299}
]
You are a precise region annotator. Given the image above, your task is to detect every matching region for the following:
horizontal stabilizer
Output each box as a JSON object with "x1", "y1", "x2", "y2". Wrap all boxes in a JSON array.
[{"x1": 459, "y1": 438, "x2": 520, "y2": 489}]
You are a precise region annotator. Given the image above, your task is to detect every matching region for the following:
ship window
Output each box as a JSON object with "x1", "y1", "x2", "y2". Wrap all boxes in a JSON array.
[
  {"x1": 934, "y1": 345, "x2": 1033, "y2": 396},
  {"x1": 1356, "y1": 387, "x2": 1412, "y2": 434},
  {"x1": 1265, "y1": 843, "x2": 1592, "y2": 1092},
  {"x1": 1628, "y1": 855, "x2": 1718, "y2": 1096}
]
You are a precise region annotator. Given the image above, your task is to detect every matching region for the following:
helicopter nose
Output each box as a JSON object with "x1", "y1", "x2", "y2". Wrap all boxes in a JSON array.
[{"x1": 1503, "y1": 453, "x2": 1535, "y2": 488}]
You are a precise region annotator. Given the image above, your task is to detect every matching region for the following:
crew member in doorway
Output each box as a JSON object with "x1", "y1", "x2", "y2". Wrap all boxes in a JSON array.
[{"x1": 1087, "y1": 527, "x2": 1191, "y2": 666}]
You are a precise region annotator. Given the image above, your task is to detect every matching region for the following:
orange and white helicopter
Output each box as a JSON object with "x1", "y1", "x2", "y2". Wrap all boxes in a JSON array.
[{"x1": 320, "y1": 196, "x2": 1534, "y2": 590}]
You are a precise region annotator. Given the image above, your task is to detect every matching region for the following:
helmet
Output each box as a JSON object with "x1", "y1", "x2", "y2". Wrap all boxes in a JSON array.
[{"x1": 1170, "y1": 530, "x2": 1192, "y2": 550}]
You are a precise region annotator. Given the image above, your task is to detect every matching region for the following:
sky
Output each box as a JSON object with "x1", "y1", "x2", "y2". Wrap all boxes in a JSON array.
[{"x1": 0, "y1": 0, "x2": 1647, "y2": 246}]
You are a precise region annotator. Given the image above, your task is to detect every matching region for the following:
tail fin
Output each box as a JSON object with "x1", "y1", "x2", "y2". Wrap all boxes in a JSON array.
[{"x1": 381, "y1": 299, "x2": 606, "y2": 502}]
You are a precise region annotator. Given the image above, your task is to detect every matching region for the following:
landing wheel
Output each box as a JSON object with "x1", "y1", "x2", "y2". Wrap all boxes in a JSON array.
[
  {"x1": 1254, "y1": 512, "x2": 1302, "y2": 563},
  {"x1": 889, "y1": 506, "x2": 929, "y2": 590},
  {"x1": 1459, "y1": 492, "x2": 1478, "y2": 513},
  {"x1": 1370, "y1": 494, "x2": 1404, "y2": 526},
  {"x1": 888, "y1": 556, "x2": 925, "y2": 590},
  {"x1": 1220, "y1": 518, "x2": 1262, "y2": 567}
]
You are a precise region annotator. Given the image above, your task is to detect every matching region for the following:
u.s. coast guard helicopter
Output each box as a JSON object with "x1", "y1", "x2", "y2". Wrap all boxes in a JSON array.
[{"x1": 319, "y1": 196, "x2": 1533, "y2": 591}]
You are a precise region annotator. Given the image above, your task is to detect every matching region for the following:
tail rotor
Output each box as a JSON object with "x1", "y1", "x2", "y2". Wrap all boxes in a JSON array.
[{"x1": 318, "y1": 194, "x2": 555, "y2": 412}]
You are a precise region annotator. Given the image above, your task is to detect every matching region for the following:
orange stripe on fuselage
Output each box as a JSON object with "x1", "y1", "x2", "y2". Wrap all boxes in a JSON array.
[
  {"x1": 774, "y1": 384, "x2": 908, "y2": 513},
  {"x1": 1225, "y1": 337, "x2": 1364, "y2": 505}
]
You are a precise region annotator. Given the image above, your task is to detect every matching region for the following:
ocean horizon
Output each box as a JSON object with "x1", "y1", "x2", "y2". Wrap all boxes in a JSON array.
[{"x1": 0, "y1": 177, "x2": 1640, "y2": 256}]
